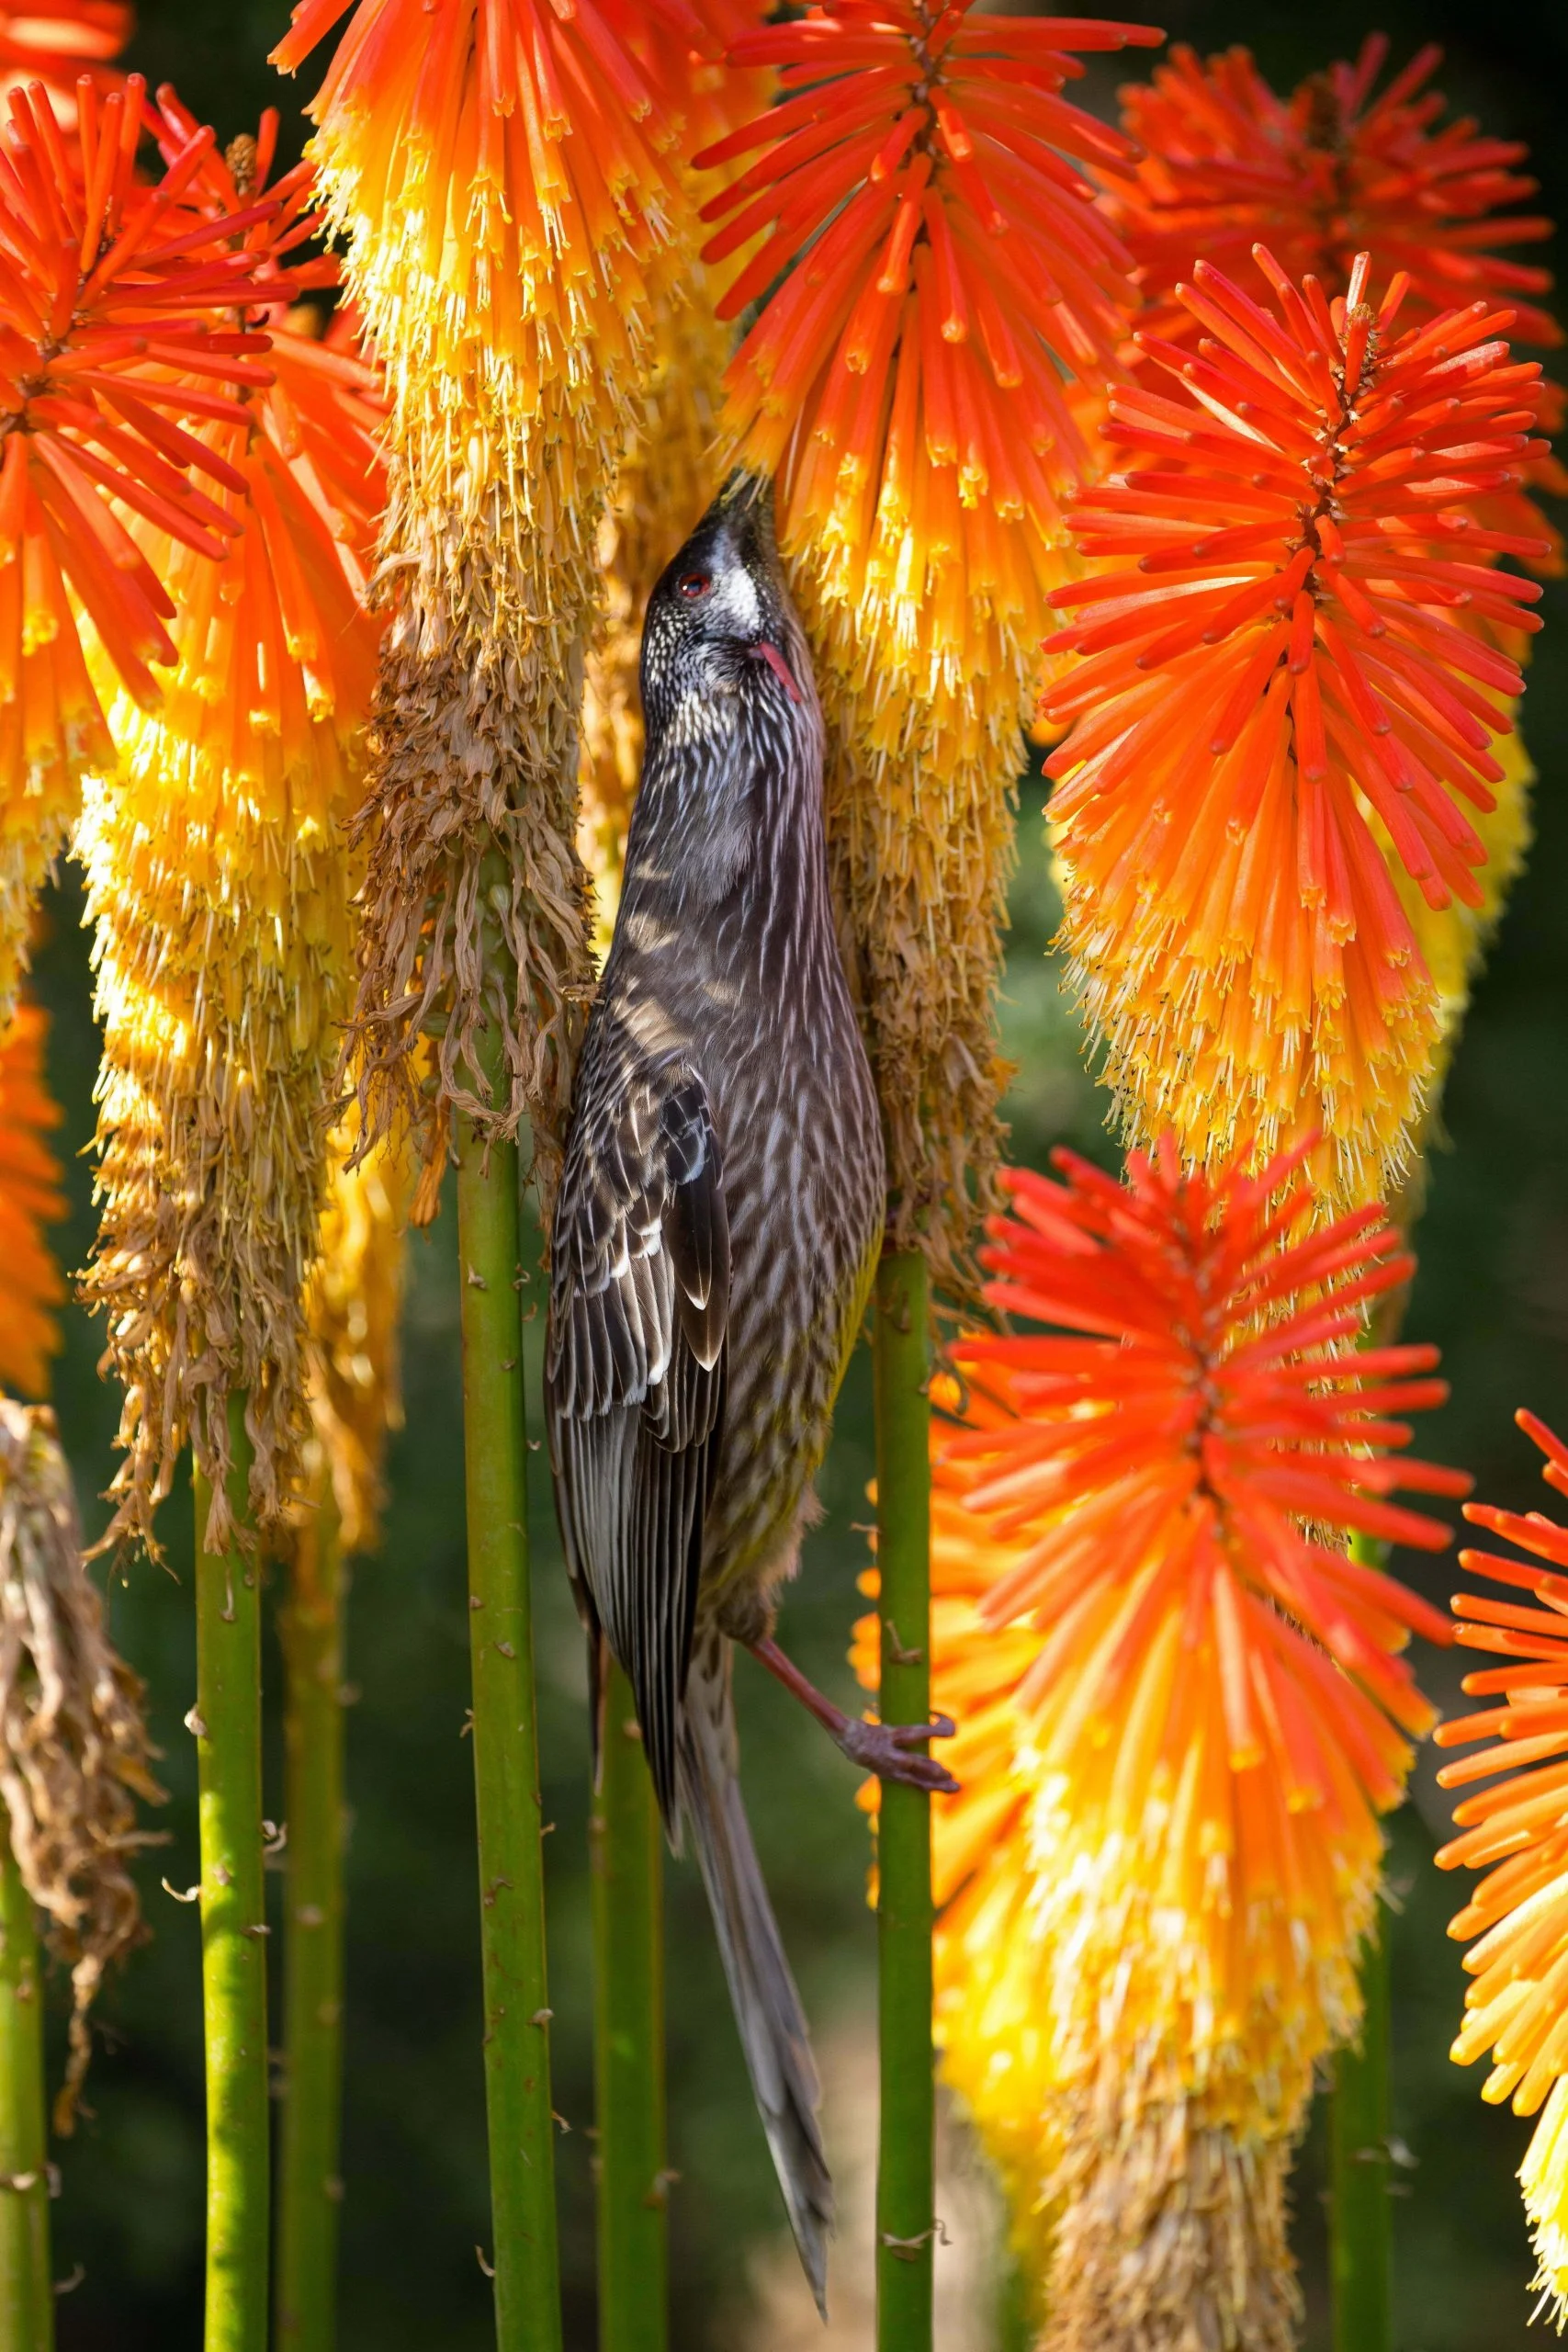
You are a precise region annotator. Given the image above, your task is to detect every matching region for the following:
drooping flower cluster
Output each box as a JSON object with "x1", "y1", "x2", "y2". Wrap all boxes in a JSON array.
[
  {"x1": 0, "y1": 998, "x2": 63, "y2": 1397},
  {"x1": 1043, "y1": 249, "x2": 1544, "y2": 1209},
  {"x1": 0, "y1": 1396, "x2": 162, "y2": 2129},
  {"x1": 1437, "y1": 1413, "x2": 1568, "y2": 2324},
  {"x1": 698, "y1": 2, "x2": 1159, "y2": 1297},
  {"x1": 77, "y1": 114, "x2": 389, "y2": 1551},
  {"x1": 859, "y1": 1139, "x2": 1463, "y2": 2348},
  {"x1": 0, "y1": 75, "x2": 299, "y2": 1014},
  {"x1": 301, "y1": 1121, "x2": 412, "y2": 1558},
  {"x1": 271, "y1": 0, "x2": 726, "y2": 1170}
]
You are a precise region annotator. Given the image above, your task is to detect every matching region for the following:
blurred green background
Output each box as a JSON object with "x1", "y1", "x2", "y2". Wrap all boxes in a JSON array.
[{"x1": 22, "y1": 0, "x2": 1568, "y2": 2344}]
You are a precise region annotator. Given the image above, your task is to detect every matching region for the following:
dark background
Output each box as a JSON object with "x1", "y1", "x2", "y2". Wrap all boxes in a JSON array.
[{"x1": 24, "y1": 0, "x2": 1568, "y2": 2344}]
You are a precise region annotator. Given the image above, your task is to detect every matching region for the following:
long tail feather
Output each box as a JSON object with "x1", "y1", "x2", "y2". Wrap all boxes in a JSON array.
[{"x1": 678, "y1": 1636, "x2": 833, "y2": 2315}]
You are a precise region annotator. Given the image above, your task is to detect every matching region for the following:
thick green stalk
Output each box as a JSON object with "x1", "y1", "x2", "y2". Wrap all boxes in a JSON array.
[
  {"x1": 276, "y1": 1495, "x2": 348, "y2": 2352},
  {"x1": 194, "y1": 1401, "x2": 269, "y2": 2352},
  {"x1": 874, "y1": 1248, "x2": 935, "y2": 2352},
  {"x1": 589, "y1": 1660, "x2": 667, "y2": 2352},
  {"x1": 455, "y1": 1023, "x2": 562, "y2": 2352},
  {"x1": 1330, "y1": 1903, "x2": 1392, "y2": 2352},
  {"x1": 0, "y1": 1820, "x2": 51, "y2": 2352},
  {"x1": 994, "y1": 2256, "x2": 1032, "y2": 2352}
]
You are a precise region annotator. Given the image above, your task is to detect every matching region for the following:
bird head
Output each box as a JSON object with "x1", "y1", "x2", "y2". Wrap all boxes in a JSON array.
[{"x1": 640, "y1": 472, "x2": 809, "y2": 737}]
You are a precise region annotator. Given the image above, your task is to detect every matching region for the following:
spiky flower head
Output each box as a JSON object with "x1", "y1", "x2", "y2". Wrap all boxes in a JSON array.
[
  {"x1": 696, "y1": 2, "x2": 1159, "y2": 1299},
  {"x1": 859, "y1": 1139, "x2": 1462, "y2": 2346},
  {"x1": 0, "y1": 75, "x2": 305, "y2": 1017},
  {"x1": 1436, "y1": 1412, "x2": 1568, "y2": 2324},
  {"x1": 1100, "y1": 38, "x2": 1558, "y2": 349},
  {"x1": 77, "y1": 112, "x2": 388, "y2": 1554},
  {"x1": 0, "y1": 1396, "x2": 162, "y2": 2129},
  {"x1": 0, "y1": 997, "x2": 63, "y2": 1397},
  {"x1": 271, "y1": 0, "x2": 728, "y2": 1171},
  {"x1": 1042, "y1": 249, "x2": 1545, "y2": 1210}
]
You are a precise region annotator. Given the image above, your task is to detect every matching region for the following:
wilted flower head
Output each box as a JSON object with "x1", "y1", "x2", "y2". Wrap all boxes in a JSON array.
[
  {"x1": 0, "y1": 998, "x2": 64, "y2": 1398},
  {"x1": 302, "y1": 1122, "x2": 411, "y2": 1557},
  {"x1": 695, "y1": 2, "x2": 1159, "y2": 1296},
  {"x1": 1043, "y1": 248, "x2": 1544, "y2": 1209},
  {"x1": 1437, "y1": 1413, "x2": 1568, "y2": 2324},
  {"x1": 272, "y1": 0, "x2": 724, "y2": 1167},
  {"x1": 0, "y1": 1396, "x2": 162, "y2": 2129},
  {"x1": 863, "y1": 1138, "x2": 1464, "y2": 2346},
  {"x1": 0, "y1": 75, "x2": 301, "y2": 1013}
]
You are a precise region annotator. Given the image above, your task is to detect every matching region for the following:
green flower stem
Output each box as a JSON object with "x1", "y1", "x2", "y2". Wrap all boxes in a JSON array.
[
  {"x1": 276, "y1": 1491, "x2": 348, "y2": 2352},
  {"x1": 1331, "y1": 1902, "x2": 1393, "y2": 2352},
  {"x1": 0, "y1": 1816, "x2": 51, "y2": 2352},
  {"x1": 590, "y1": 1658, "x2": 668, "y2": 2352},
  {"x1": 193, "y1": 1399, "x2": 269, "y2": 2352},
  {"x1": 455, "y1": 1021, "x2": 562, "y2": 2352},
  {"x1": 874, "y1": 1247, "x2": 935, "y2": 2352}
]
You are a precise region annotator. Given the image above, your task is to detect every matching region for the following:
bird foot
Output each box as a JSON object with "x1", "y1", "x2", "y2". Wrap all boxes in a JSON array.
[{"x1": 837, "y1": 1714, "x2": 959, "y2": 1795}]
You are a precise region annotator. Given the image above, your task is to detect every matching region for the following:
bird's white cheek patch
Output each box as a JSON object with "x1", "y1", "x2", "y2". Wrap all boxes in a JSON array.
[{"x1": 714, "y1": 567, "x2": 761, "y2": 638}]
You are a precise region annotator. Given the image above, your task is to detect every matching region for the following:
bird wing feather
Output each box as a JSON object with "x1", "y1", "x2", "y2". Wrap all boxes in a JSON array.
[{"x1": 546, "y1": 1054, "x2": 728, "y2": 1824}]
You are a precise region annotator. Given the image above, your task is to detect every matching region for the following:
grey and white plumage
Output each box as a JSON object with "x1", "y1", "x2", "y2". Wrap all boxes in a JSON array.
[{"x1": 546, "y1": 475, "x2": 885, "y2": 2307}]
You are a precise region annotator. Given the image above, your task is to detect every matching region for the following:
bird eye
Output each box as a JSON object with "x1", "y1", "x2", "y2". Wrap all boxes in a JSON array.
[{"x1": 678, "y1": 571, "x2": 711, "y2": 600}]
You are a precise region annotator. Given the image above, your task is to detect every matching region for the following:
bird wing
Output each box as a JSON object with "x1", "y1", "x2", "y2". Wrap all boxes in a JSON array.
[{"x1": 546, "y1": 1053, "x2": 728, "y2": 1823}]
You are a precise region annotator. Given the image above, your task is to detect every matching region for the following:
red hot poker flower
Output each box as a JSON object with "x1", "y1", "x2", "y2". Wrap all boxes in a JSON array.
[
  {"x1": 697, "y1": 3, "x2": 1164, "y2": 586},
  {"x1": 1100, "y1": 39, "x2": 1558, "y2": 350},
  {"x1": 1437, "y1": 1415, "x2": 1568, "y2": 2320},
  {"x1": 1042, "y1": 248, "x2": 1546, "y2": 1205},
  {"x1": 0, "y1": 74, "x2": 300, "y2": 1006},
  {"x1": 948, "y1": 1140, "x2": 1464, "y2": 1792}
]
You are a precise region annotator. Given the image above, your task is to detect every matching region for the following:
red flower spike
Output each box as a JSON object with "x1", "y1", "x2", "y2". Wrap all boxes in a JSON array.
[
  {"x1": 0, "y1": 77, "x2": 303, "y2": 817},
  {"x1": 697, "y1": 2, "x2": 1163, "y2": 551},
  {"x1": 1042, "y1": 246, "x2": 1545, "y2": 1206},
  {"x1": 944, "y1": 1139, "x2": 1461, "y2": 1799},
  {"x1": 1101, "y1": 39, "x2": 1559, "y2": 353},
  {"x1": 1097, "y1": 40, "x2": 1567, "y2": 571}
]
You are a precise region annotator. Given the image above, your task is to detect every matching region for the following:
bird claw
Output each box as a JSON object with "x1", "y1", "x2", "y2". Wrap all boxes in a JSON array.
[{"x1": 839, "y1": 1714, "x2": 960, "y2": 1794}]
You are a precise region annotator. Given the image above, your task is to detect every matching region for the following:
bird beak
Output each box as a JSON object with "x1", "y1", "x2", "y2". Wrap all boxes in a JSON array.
[{"x1": 747, "y1": 639, "x2": 801, "y2": 703}]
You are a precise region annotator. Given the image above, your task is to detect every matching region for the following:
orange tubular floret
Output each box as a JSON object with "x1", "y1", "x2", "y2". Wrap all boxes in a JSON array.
[
  {"x1": 1438, "y1": 1414, "x2": 1568, "y2": 2316},
  {"x1": 0, "y1": 996, "x2": 64, "y2": 1396},
  {"x1": 1043, "y1": 246, "x2": 1545, "y2": 1208}
]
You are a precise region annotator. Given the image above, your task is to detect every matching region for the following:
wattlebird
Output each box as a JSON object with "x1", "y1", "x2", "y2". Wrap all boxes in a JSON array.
[{"x1": 547, "y1": 475, "x2": 955, "y2": 2307}]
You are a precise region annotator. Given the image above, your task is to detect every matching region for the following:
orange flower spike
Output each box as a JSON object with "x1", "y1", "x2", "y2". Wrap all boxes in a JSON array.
[
  {"x1": 695, "y1": 2, "x2": 1163, "y2": 1300},
  {"x1": 910, "y1": 1138, "x2": 1465, "y2": 2343},
  {"x1": 78, "y1": 119, "x2": 390, "y2": 1553},
  {"x1": 1437, "y1": 1414, "x2": 1568, "y2": 2322},
  {"x1": 1102, "y1": 38, "x2": 1558, "y2": 351},
  {"x1": 0, "y1": 998, "x2": 64, "y2": 1398},
  {"x1": 0, "y1": 74, "x2": 301, "y2": 1017},
  {"x1": 1043, "y1": 247, "x2": 1546, "y2": 1210}
]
